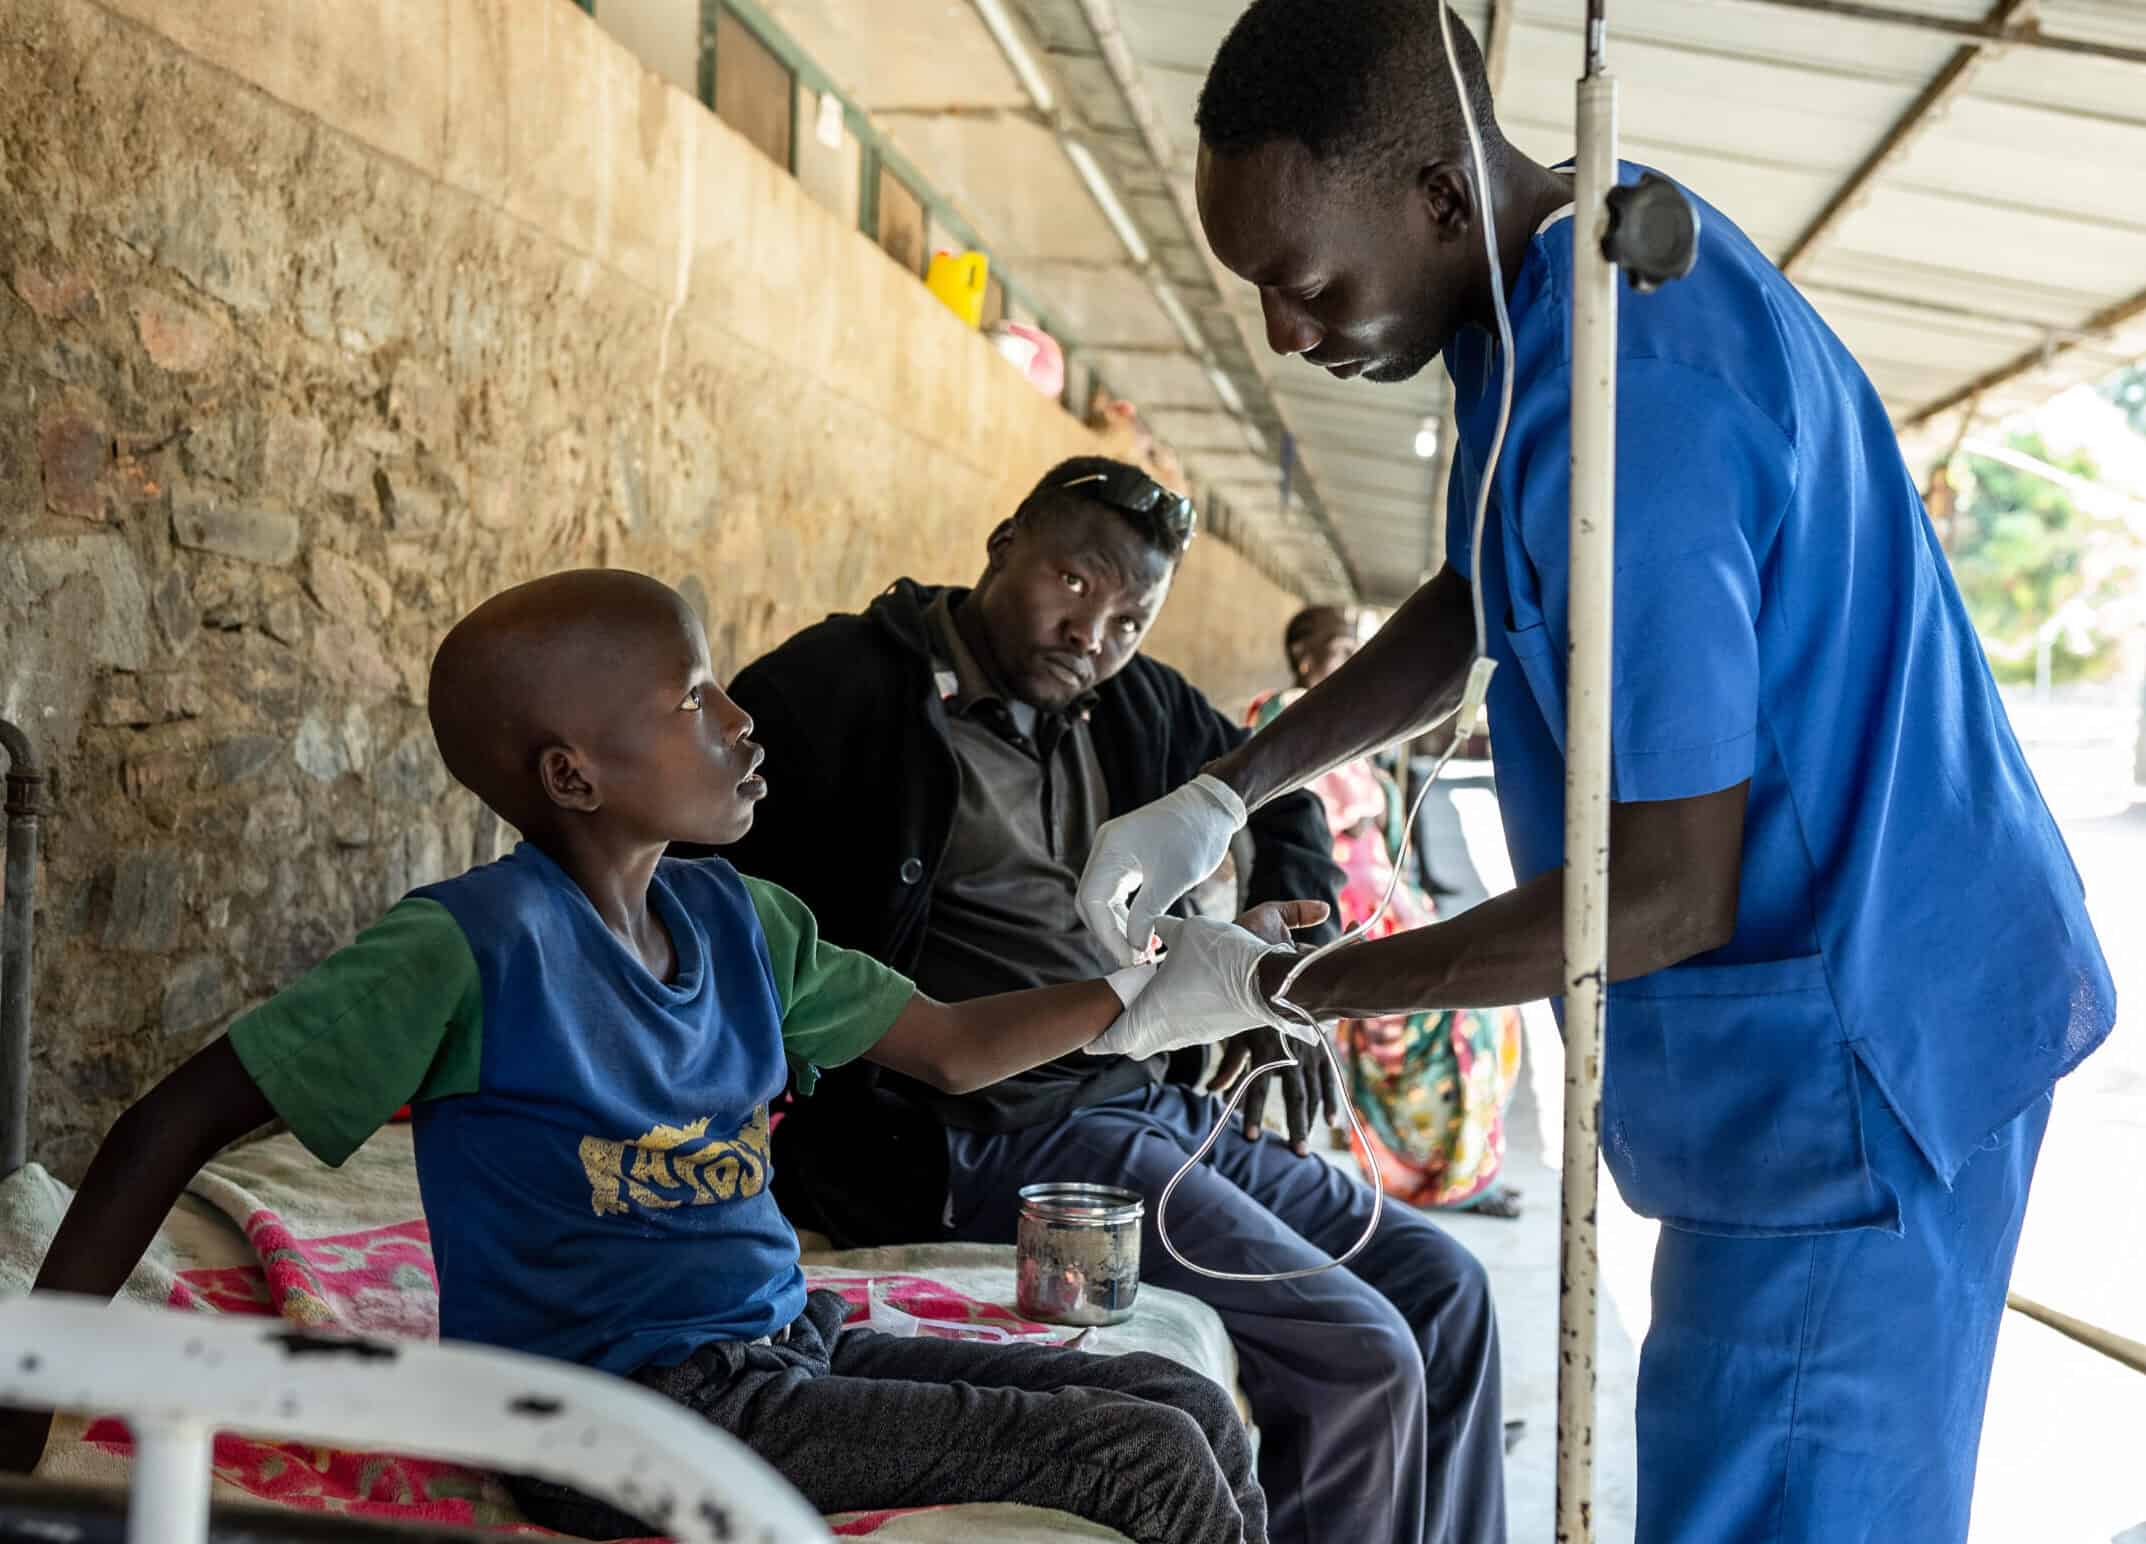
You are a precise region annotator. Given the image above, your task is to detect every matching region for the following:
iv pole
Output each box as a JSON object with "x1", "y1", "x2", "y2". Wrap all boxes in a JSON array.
[
  {"x1": 1558, "y1": 5, "x2": 1697, "y2": 1537},
  {"x1": 1557, "y1": 3, "x2": 1618, "y2": 1535}
]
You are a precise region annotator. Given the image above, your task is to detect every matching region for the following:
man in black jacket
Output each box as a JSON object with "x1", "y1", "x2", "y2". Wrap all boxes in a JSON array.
[{"x1": 725, "y1": 457, "x2": 1504, "y2": 1544}]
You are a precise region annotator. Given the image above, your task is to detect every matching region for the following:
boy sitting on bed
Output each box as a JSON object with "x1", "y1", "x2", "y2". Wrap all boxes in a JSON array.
[{"x1": 1, "y1": 569, "x2": 1327, "y2": 1544}]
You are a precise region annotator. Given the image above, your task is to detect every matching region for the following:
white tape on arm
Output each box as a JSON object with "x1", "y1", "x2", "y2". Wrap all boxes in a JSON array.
[{"x1": 1105, "y1": 963, "x2": 1157, "y2": 1009}]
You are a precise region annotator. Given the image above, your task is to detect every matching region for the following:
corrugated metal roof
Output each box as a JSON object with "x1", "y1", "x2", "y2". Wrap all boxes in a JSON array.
[
  {"x1": 736, "y1": 0, "x2": 2146, "y2": 603},
  {"x1": 1114, "y1": 0, "x2": 2146, "y2": 597}
]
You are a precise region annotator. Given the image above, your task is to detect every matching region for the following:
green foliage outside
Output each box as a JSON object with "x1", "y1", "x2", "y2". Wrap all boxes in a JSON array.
[{"x1": 1946, "y1": 432, "x2": 2136, "y2": 686}]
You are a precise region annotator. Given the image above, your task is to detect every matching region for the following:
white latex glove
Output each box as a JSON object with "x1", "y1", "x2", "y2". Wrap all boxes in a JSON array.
[
  {"x1": 1075, "y1": 774, "x2": 1248, "y2": 967},
  {"x1": 1083, "y1": 915, "x2": 1310, "y2": 1060}
]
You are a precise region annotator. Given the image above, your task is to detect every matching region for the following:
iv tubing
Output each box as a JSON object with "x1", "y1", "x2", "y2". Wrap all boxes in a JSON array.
[{"x1": 1155, "y1": 0, "x2": 1513, "y2": 1285}]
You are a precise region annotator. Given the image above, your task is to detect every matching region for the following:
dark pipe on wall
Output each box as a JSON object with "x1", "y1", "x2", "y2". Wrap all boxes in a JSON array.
[{"x1": 0, "y1": 719, "x2": 42, "y2": 1179}]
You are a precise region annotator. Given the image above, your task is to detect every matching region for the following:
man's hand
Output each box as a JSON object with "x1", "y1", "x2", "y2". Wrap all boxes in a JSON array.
[
  {"x1": 1083, "y1": 900, "x2": 1327, "y2": 1060},
  {"x1": 1076, "y1": 775, "x2": 1248, "y2": 967},
  {"x1": 1208, "y1": 1024, "x2": 1342, "y2": 1156}
]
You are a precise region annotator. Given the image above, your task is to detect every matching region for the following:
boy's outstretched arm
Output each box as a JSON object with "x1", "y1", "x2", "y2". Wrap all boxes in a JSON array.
[
  {"x1": 0, "y1": 897, "x2": 473, "y2": 1477},
  {"x1": 866, "y1": 899, "x2": 1328, "y2": 1094},
  {"x1": 0, "y1": 1037, "x2": 275, "y2": 1473}
]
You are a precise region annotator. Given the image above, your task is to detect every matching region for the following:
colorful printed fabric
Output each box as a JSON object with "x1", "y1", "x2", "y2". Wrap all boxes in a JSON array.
[
  {"x1": 1248, "y1": 690, "x2": 1524, "y2": 1209},
  {"x1": 8, "y1": 1128, "x2": 1208, "y2": 1541}
]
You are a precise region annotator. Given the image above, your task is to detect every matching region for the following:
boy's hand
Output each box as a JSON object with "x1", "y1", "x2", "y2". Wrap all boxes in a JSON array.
[{"x1": 1083, "y1": 901, "x2": 1328, "y2": 1060}]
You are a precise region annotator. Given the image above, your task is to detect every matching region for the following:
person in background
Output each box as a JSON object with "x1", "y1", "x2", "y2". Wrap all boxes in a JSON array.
[{"x1": 1249, "y1": 606, "x2": 1524, "y2": 1218}]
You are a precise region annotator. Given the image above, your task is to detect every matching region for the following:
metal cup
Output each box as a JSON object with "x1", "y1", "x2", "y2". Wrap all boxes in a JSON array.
[{"x1": 1014, "y1": 1182, "x2": 1145, "y2": 1327}]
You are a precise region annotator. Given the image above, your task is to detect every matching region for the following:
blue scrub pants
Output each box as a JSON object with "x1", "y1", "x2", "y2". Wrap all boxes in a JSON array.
[
  {"x1": 945, "y1": 1083, "x2": 1506, "y2": 1544},
  {"x1": 1637, "y1": 1076, "x2": 2050, "y2": 1544}
]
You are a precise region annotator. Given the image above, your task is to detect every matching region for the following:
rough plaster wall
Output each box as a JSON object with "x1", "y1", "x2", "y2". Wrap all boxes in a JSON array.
[{"x1": 0, "y1": 0, "x2": 1305, "y2": 1182}]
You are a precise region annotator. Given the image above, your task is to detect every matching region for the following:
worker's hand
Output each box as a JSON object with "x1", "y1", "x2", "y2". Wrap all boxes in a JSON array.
[
  {"x1": 0, "y1": 1408, "x2": 52, "y2": 1477},
  {"x1": 1084, "y1": 900, "x2": 1327, "y2": 1060},
  {"x1": 1208, "y1": 1024, "x2": 1342, "y2": 1156},
  {"x1": 1075, "y1": 775, "x2": 1248, "y2": 967}
]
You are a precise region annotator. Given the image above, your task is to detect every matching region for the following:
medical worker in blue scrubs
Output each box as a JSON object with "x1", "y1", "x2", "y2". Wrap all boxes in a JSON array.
[{"x1": 1075, "y1": 4, "x2": 2117, "y2": 1540}]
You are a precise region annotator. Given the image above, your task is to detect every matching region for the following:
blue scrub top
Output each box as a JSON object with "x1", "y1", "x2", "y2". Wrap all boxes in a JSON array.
[{"x1": 1445, "y1": 166, "x2": 2114, "y2": 1236}]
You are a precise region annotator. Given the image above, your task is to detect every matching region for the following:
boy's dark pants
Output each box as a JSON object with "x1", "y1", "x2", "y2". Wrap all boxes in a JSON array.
[{"x1": 510, "y1": 1289, "x2": 1266, "y2": 1543}]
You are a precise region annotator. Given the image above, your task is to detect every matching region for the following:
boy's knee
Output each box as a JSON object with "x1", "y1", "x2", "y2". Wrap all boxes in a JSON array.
[
  {"x1": 1119, "y1": 1364, "x2": 1248, "y2": 1481},
  {"x1": 1144, "y1": 1359, "x2": 1240, "y2": 1435},
  {"x1": 1114, "y1": 1402, "x2": 1243, "y2": 1543},
  {"x1": 1124, "y1": 1397, "x2": 1218, "y2": 1465},
  {"x1": 1180, "y1": 1372, "x2": 1244, "y2": 1439},
  {"x1": 1100, "y1": 1352, "x2": 1236, "y2": 1420}
]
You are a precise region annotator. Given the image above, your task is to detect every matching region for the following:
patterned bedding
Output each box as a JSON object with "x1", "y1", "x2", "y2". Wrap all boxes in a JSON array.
[{"x1": 0, "y1": 1125, "x2": 1243, "y2": 1541}]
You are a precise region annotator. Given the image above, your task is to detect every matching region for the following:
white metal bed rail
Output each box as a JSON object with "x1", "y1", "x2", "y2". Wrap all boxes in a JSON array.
[{"x1": 0, "y1": 1293, "x2": 832, "y2": 1544}]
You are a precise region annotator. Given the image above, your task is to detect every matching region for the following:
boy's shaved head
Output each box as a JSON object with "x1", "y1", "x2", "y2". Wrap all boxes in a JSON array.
[{"x1": 427, "y1": 570, "x2": 760, "y2": 844}]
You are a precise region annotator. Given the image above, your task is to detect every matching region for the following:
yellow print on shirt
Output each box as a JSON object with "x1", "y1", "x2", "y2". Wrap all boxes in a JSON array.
[{"x1": 578, "y1": 1105, "x2": 773, "y2": 1217}]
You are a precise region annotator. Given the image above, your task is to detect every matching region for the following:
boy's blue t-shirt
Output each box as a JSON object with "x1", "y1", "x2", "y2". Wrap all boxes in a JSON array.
[
  {"x1": 226, "y1": 845, "x2": 912, "y2": 1373},
  {"x1": 1443, "y1": 166, "x2": 2113, "y2": 1234}
]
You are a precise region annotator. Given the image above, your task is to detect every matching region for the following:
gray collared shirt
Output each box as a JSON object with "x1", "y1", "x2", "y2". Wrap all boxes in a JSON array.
[{"x1": 907, "y1": 596, "x2": 1159, "y2": 1127}]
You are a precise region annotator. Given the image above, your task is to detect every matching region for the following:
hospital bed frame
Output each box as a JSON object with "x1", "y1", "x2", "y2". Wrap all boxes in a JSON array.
[{"x1": 0, "y1": 1296, "x2": 830, "y2": 1544}]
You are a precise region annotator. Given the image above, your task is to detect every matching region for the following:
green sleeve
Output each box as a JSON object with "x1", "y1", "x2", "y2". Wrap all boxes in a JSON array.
[
  {"x1": 226, "y1": 898, "x2": 484, "y2": 1167},
  {"x1": 739, "y1": 875, "x2": 915, "y2": 1096}
]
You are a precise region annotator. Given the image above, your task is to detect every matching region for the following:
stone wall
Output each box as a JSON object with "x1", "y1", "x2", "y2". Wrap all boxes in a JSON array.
[{"x1": 0, "y1": 0, "x2": 1307, "y2": 1181}]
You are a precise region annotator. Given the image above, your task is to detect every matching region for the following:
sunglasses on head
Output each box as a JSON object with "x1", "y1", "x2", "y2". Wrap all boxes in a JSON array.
[{"x1": 1054, "y1": 468, "x2": 1199, "y2": 546}]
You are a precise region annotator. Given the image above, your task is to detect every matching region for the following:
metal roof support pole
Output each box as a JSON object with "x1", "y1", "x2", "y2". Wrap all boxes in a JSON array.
[
  {"x1": 1736, "y1": 0, "x2": 2146, "y2": 68},
  {"x1": 0, "y1": 718, "x2": 41, "y2": 1181},
  {"x1": 1920, "y1": 394, "x2": 1982, "y2": 551},
  {"x1": 1780, "y1": 0, "x2": 2036, "y2": 280},
  {"x1": 1483, "y1": 0, "x2": 1518, "y2": 98},
  {"x1": 1559, "y1": 8, "x2": 1618, "y2": 1540},
  {"x1": 2135, "y1": 671, "x2": 2146, "y2": 790},
  {"x1": 1908, "y1": 282, "x2": 2146, "y2": 429}
]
